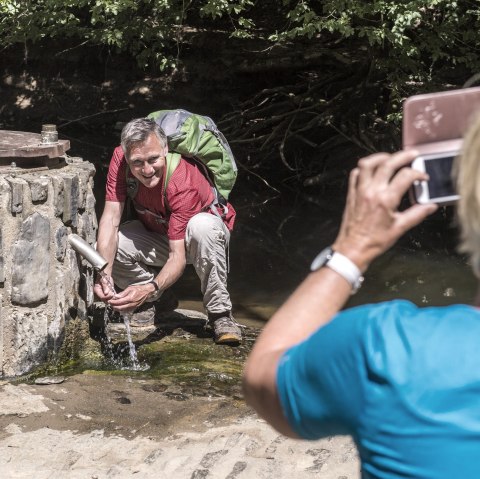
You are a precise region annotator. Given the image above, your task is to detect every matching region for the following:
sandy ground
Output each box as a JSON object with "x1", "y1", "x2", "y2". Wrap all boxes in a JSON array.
[{"x1": 0, "y1": 374, "x2": 360, "y2": 479}]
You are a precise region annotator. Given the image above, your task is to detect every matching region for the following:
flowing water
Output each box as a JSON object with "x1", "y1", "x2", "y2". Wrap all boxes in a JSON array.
[
  {"x1": 120, "y1": 312, "x2": 145, "y2": 370},
  {"x1": 98, "y1": 270, "x2": 147, "y2": 371}
]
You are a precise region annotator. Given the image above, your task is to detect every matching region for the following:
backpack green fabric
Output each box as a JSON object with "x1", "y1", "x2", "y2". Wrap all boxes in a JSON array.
[{"x1": 146, "y1": 109, "x2": 237, "y2": 201}]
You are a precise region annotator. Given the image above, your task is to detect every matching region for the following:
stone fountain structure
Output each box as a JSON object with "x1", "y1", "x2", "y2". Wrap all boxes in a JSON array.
[{"x1": 0, "y1": 128, "x2": 97, "y2": 377}]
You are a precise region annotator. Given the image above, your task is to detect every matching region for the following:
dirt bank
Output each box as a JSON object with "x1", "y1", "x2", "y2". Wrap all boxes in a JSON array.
[{"x1": 0, "y1": 374, "x2": 359, "y2": 479}]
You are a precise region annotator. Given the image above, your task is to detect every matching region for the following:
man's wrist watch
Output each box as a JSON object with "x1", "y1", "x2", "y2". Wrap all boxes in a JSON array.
[{"x1": 310, "y1": 246, "x2": 364, "y2": 294}]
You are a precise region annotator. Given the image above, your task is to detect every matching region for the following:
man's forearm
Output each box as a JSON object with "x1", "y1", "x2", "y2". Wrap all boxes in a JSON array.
[
  {"x1": 96, "y1": 229, "x2": 118, "y2": 276},
  {"x1": 96, "y1": 202, "x2": 123, "y2": 276},
  {"x1": 152, "y1": 256, "x2": 185, "y2": 292},
  {"x1": 152, "y1": 239, "x2": 187, "y2": 292}
]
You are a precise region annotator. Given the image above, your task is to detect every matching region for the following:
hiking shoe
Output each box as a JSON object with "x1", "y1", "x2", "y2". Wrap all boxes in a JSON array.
[
  {"x1": 129, "y1": 289, "x2": 179, "y2": 327},
  {"x1": 209, "y1": 312, "x2": 242, "y2": 345}
]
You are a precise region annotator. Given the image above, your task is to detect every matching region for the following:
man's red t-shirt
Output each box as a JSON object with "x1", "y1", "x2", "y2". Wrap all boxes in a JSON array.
[{"x1": 105, "y1": 146, "x2": 236, "y2": 240}]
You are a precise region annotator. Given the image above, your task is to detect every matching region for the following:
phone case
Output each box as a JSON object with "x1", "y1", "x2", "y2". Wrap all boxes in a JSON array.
[{"x1": 402, "y1": 86, "x2": 480, "y2": 155}]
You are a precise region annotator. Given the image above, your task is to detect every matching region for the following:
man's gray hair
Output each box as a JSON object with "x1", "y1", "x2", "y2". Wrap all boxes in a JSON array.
[{"x1": 120, "y1": 118, "x2": 167, "y2": 159}]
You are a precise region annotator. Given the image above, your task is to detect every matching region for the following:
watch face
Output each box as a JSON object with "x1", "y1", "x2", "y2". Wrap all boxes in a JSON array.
[{"x1": 310, "y1": 247, "x2": 334, "y2": 271}]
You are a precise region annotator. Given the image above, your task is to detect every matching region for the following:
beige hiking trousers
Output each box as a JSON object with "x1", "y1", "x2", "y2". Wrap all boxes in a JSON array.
[{"x1": 111, "y1": 214, "x2": 232, "y2": 315}]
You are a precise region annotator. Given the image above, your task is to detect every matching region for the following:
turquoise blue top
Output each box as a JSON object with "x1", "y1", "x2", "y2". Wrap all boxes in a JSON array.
[{"x1": 277, "y1": 300, "x2": 480, "y2": 479}]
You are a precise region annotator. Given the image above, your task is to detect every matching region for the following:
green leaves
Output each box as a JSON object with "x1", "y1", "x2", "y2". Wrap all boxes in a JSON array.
[
  {"x1": 0, "y1": 0, "x2": 180, "y2": 68},
  {"x1": 200, "y1": 0, "x2": 254, "y2": 38},
  {"x1": 200, "y1": 0, "x2": 253, "y2": 17},
  {"x1": 1, "y1": 0, "x2": 479, "y2": 87}
]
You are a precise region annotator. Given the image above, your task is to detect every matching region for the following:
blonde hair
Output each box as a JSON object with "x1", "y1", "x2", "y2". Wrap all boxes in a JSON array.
[{"x1": 456, "y1": 113, "x2": 480, "y2": 277}]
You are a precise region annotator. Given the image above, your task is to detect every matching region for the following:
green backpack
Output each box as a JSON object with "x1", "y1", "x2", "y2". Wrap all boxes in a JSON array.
[{"x1": 126, "y1": 109, "x2": 237, "y2": 205}]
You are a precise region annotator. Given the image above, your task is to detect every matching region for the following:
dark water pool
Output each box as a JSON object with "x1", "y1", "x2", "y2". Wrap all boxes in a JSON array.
[{"x1": 42, "y1": 133, "x2": 475, "y2": 384}]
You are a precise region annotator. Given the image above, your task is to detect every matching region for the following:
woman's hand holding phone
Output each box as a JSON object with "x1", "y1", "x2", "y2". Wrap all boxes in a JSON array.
[{"x1": 333, "y1": 150, "x2": 438, "y2": 272}]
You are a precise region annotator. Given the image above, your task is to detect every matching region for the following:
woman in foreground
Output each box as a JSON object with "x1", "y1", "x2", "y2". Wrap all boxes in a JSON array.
[{"x1": 243, "y1": 115, "x2": 480, "y2": 478}]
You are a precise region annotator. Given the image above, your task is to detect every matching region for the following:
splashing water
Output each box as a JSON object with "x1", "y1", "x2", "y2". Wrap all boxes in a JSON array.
[
  {"x1": 98, "y1": 271, "x2": 148, "y2": 371},
  {"x1": 120, "y1": 311, "x2": 141, "y2": 370}
]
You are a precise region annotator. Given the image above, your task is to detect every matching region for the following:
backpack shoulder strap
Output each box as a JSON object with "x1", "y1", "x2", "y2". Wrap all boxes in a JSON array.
[
  {"x1": 123, "y1": 157, "x2": 139, "y2": 221},
  {"x1": 163, "y1": 152, "x2": 182, "y2": 209},
  {"x1": 125, "y1": 162, "x2": 139, "y2": 200},
  {"x1": 163, "y1": 152, "x2": 182, "y2": 189}
]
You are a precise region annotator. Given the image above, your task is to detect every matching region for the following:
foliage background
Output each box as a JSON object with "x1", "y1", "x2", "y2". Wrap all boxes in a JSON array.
[{"x1": 1, "y1": 0, "x2": 479, "y2": 188}]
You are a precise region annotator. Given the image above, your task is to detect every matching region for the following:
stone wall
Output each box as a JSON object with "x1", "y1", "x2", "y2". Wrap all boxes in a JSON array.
[{"x1": 0, "y1": 156, "x2": 97, "y2": 377}]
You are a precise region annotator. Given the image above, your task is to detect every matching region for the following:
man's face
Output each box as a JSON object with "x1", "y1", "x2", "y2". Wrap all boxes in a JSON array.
[{"x1": 126, "y1": 132, "x2": 167, "y2": 189}]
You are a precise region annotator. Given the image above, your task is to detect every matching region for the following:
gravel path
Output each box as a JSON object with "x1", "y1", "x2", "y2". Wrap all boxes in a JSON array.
[{"x1": 0, "y1": 380, "x2": 360, "y2": 478}]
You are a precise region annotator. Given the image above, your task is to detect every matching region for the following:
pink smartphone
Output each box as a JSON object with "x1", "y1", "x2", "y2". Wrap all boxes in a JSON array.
[
  {"x1": 403, "y1": 86, "x2": 480, "y2": 155},
  {"x1": 403, "y1": 86, "x2": 480, "y2": 204}
]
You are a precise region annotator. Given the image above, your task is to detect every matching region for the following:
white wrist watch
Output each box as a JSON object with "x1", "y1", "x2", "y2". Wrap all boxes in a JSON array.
[{"x1": 310, "y1": 246, "x2": 364, "y2": 294}]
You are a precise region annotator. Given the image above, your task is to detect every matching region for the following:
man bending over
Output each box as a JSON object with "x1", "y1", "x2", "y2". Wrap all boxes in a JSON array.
[{"x1": 94, "y1": 118, "x2": 241, "y2": 345}]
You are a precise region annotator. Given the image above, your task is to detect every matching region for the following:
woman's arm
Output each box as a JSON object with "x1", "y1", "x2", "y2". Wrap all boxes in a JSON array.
[{"x1": 242, "y1": 150, "x2": 438, "y2": 437}]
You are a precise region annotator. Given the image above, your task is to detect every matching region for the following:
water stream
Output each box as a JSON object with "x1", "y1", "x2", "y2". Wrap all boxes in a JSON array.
[
  {"x1": 98, "y1": 270, "x2": 147, "y2": 371},
  {"x1": 120, "y1": 313, "x2": 142, "y2": 370}
]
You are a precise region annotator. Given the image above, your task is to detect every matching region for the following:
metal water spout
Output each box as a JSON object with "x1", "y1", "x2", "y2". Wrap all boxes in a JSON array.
[{"x1": 68, "y1": 234, "x2": 108, "y2": 271}]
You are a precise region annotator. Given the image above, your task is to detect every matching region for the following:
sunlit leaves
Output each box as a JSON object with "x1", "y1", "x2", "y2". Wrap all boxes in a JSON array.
[{"x1": 0, "y1": 0, "x2": 479, "y2": 83}]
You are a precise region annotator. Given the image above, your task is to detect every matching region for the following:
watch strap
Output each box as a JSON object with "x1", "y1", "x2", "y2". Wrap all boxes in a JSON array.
[{"x1": 326, "y1": 252, "x2": 363, "y2": 293}]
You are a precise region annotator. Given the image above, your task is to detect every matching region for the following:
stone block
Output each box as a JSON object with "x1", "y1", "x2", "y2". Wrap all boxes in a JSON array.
[
  {"x1": 55, "y1": 226, "x2": 68, "y2": 262},
  {"x1": 85, "y1": 188, "x2": 96, "y2": 211},
  {"x1": 72, "y1": 160, "x2": 96, "y2": 178},
  {"x1": 51, "y1": 176, "x2": 64, "y2": 217},
  {"x1": 0, "y1": 177, "x2": 11, "y2": 210},
  {"x1": 7, "y1": 177, "x2": 25, "y2": 214},
  {"x1": 25, "y1": 175, "x2": 49, "y2": 202},
  {"x1": 11, "y1": 213, "x2": 50, "y2": 305},
  {"x1": 62, "y1": 174, "x2": 79, "y2": 227},
  {"x1": 65, "y1": 156, "x2": 84, "y2": 164},
  {"x1": 9, "y1": 310, "x2": 49, "y2": 376},
  {"x1": 66, "y1": 249, "x2": 80, "y2": 311},
  {"x1": 85, "y1": 269, "x2": 94, "y2": 307},
  {"x1": 0, "y1": 227, "x2": 3, "y2": 283},
  {"x1": 78, "y1": 211, "x2": 97, "y2": 246},
  {"x1": 50, "y1": 267, "x2": 66, "y2": 350},
  {"x1": 75, "y1": 168, "x2": 94, "y2": 210}
]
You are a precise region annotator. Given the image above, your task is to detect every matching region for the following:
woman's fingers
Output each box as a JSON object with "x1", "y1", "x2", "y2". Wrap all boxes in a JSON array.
[
  {"x1": 395, "y1": 203, "x2": 438, "y2": 236},
  {"x1": 356, "y1": 153, "x2": 391, "y2": 190},
  {"x1": 354, "y1": 150, "x2": 429, "y2": 212},
  {"x1": 384, "y1": 166, "x2": 429, "y2": 207},
  {"x1": 336, "y1": 150, "x2": 435, "y2": 260},
  {"x1": 356, "y1": 149, "x2": 421, "y2": 191},
  {"x1": 372, "y1": 149, "x2": 419, "y2": 184}
]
